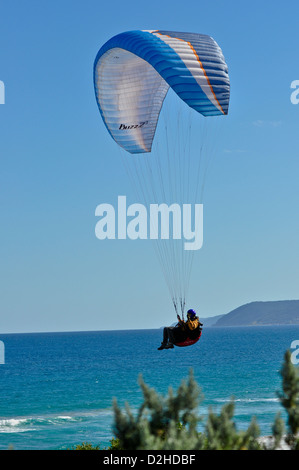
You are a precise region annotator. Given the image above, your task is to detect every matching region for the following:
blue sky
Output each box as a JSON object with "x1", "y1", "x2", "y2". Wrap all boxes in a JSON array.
[{"x1": 0, "y1": 0, "x2": 299, "y2": 333}]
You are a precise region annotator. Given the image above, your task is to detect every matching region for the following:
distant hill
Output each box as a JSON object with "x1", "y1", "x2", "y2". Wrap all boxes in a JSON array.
[
  {"x1": 200, "y1": 314, "x2": 224, "y2": 327},
  {"x1": 213, "y1": 300, "x2": 299, "y2": 327}
]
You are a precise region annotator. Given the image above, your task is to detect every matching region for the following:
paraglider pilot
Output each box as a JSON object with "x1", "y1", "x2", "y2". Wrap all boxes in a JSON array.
[{"x1": 158, "y1": 309, "x2": 203, "y2": 350}]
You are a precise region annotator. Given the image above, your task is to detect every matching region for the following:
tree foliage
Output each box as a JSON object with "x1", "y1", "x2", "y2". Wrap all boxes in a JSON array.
[
  {"x1": 112, "y1": 371, "x2": 262, "y2": 450},
  {"x1": 277, "y1": 350, "x2": 299, "y2": 449},
  {"x1": 75, "y1": 349, "x2": 299, "y2": 450}
]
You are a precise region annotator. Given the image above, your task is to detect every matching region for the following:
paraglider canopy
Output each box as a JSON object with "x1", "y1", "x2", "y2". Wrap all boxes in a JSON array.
[{"x1": 94, "y1": 30, "x2": 230, "y2": 154}]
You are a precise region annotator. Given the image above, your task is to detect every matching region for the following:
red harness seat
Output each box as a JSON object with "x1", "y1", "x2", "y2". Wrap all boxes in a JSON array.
[{"x1": 174, "y1": 330, "x2": 202, "y2": 348}]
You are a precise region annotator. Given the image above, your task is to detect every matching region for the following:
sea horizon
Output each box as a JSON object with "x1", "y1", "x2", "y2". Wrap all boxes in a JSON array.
[{"x1": 2, "y1": 321, "x2": 299, "y2": 336}]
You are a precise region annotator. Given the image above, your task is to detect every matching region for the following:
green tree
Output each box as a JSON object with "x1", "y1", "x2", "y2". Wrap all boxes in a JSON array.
[
  {"x1": 204, "y1": 401, "x2": 260, "y2": 450},
  {"x1": 113, "y1": 371, "x2": 204, "y2": 450},
  {"x1": 278, "y1": 350, "x2": 299, "y2": 449},
  {"x1": 271, "y1": 412, "x2": 285, "y2": 450}
]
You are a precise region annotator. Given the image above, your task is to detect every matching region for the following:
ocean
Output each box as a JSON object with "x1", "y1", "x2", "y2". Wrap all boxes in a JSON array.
[{"x1": 0, "y1": 326, "x2": 298, "y2": 450}]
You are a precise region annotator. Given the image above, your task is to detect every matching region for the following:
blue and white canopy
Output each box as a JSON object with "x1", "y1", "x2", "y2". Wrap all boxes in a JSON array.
[{"x1": 94, "y1": 30, "x2": 230, "y2": 154}]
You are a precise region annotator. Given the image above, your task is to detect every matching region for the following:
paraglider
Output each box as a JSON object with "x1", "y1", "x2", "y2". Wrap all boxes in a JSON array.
[
  {"x1": 94, "y1": 30, "x2": 230, "y2": 345},
  {"x1": 158, "y1": 309, "x2": 203, "y2": 350}
]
